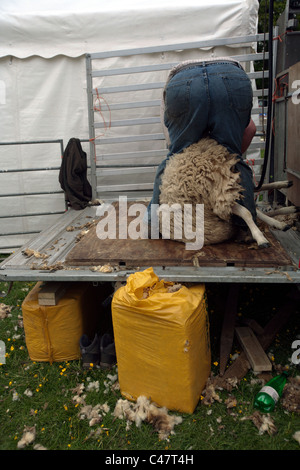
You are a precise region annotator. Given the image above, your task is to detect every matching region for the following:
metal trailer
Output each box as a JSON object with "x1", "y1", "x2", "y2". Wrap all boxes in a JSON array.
[{"x1": 1, "y1": 25, "x2": 300, "y2": 289}]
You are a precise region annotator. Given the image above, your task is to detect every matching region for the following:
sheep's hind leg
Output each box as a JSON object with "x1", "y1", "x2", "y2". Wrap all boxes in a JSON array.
[
  {"x1": 256, "y1": 209, "x2": 291, "y2": 231},
  {"x1": 232, "y1": 203, "x2": 270, "y2": 248}
]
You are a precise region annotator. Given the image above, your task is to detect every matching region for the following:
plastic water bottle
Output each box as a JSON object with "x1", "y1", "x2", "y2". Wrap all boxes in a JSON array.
[{"x1": 253, "y1": 371, "x2": 288, "y2": 413}]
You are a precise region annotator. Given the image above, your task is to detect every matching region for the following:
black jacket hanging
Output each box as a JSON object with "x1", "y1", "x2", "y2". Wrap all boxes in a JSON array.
[{"x1": 59, "y1": 138, "x2": 92, "y2": 210}]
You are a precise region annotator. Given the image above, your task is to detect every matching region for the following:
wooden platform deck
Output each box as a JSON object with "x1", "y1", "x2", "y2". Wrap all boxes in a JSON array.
[
  {"x1": 65, "y1": 202, "x2": 293, "y2": 269},
  {"x1": 1, "y1": 203, "x2": 299, "y2": 284}
]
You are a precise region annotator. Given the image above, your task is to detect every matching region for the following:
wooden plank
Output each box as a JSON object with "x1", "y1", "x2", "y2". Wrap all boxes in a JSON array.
[
  {"x1": 38, "y1": 282, "x2": 69, "y2": 305},
  {"x1": 241, "y1": 317, "x2": 264, "y2": 336},
  {"x1": 214, "y1": 290, "x2": 300, "y2": 386},
  {"x1": 219, "y1": 284, "x2": 239, "y2": 376},
  {"x1": 235, "y1": 326, "x2": 272, "y2": 372}
]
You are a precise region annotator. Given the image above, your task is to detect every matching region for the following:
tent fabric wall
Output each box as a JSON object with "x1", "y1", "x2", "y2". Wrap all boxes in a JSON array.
[
  {"x1": 0, "y1": 55, "x2": 88, "y2": 144},
  {"x1": 0, "y1": 0, "x2": 259, "y2": 251}
]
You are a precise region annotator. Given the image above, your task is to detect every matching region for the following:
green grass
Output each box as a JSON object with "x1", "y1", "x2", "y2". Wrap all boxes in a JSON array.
[{"x1": 0, "y1": 280, "x2": 299, "y2": 451}]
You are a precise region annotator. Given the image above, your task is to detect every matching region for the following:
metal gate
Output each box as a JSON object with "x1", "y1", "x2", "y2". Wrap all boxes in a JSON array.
[{"x1": 86, "y1": 33, "x2": 272, "y2": 202}]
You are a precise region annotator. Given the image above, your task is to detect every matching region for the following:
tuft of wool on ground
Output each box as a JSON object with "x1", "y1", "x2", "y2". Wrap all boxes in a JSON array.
[
  {"x1": 241, "y1": 411, "x2": 277, "y2": 435},
  {"x1": 113, "y1": 395, "x2": 182, "y2": 440},
  {"x1": 72, "y1": 381, "x2": 110, "y2": 427},
  {"x1": 0, "y1": 303, "x2": 12, "y2": 319},
  {"x1": 17, "y1": 425, "x2": 46, "y2": 450},
  {"x1": 293, "y1": 430, "x2": 300, "y2": 445}
]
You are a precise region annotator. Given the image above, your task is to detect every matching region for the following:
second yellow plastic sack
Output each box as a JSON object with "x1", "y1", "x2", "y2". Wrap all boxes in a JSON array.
[
  {"x1": 22, "y1": 282, "x2": 99, "y2": 363},
  {"x1": 112, "y1": 267, "x2": 211, "y2": 413}
]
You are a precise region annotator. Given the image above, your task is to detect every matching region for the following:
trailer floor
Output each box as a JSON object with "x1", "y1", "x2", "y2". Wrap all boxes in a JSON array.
[
  {"x1": 65, "y1": 202, "x2": 293, "y2": 269},
  {"x1": 1, "y1": 203, "x2": 299, "y2": 284}
]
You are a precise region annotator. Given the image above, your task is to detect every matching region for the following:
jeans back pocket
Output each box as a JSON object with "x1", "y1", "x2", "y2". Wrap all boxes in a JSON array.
[
  {"x1": 164, "y1": 79, "x2": 191, "y2": 119},
  {"x1": 222, "y1": 75, "x2": 253, "y2": 113}
]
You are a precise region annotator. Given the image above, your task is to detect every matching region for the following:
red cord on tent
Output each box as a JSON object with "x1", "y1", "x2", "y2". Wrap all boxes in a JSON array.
[
  {"x1": 89, "y1": 87, "x2": 112, "y2": 161},
  {"x1": 93, "y1": 88, "x2": 111, "y2": 134}
]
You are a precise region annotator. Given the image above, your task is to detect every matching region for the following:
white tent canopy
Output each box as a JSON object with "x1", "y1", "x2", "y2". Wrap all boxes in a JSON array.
[
  {"x1": 0, "y1": 0, "x2": 258, "y2": 58},
  {"x1": 0, "y1": 0, "x2": 259, "y2": 251}
]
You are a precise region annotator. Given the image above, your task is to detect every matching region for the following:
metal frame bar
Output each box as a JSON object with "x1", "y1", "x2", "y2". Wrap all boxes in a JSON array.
[
  {"x1": 0, "y1": 140, "x2": 66, "y2": 244},
  {"x1": 96, "y1": 149, "x2": 167, "y2": 162},
  {"x1": 1, "y1": 263, "x2": 300, "y2": 284},
  {"x1": 97, "y1": 110, "x2": 266, "y2": 130},
  {"x1": 0, "y1": 167, "x2": 61, "y2": 173},
  {"x1": 86, "y1": 54, "x2": 98, "y2": 200},
  {"x1": 91, "y1": 53, "x2": 269, "y2": 78},
  {"x1": 89, "y1": 34, "x2": 268, "y2": 59},
  {"x1": 92, "y1": 72, "x2": 268, "y2": 96},
  {"x1": 94, "y1": 134, "x2": 165, "y2": 145},
  {"x1": 0, "y1": 190, "x2": 63, "y2": 197},
  {"x1": 0, "y1": 139, "x2": 64, "y2": 149}
]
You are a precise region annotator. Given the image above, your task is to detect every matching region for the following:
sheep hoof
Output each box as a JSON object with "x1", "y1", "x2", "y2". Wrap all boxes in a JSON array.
[
  {"x1": 258, "y1": 242, "x2": 271, "y2": 249},
  {"x1": 283, "y1": 225, "x2": 291, "y2": 232}
]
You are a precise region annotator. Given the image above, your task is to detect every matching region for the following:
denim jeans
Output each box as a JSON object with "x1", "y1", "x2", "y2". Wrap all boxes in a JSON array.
[{"x1": 146, "y1": 61, "x2": 256, "y2": 228}]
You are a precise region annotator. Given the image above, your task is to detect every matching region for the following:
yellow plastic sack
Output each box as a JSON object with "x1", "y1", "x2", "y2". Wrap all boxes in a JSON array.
[
  {"x1": 22, "y1": 282, "x2": 96, "y2": 363},
  {"x1": 112, "y1": 267, "x2": 211, "y2": 413}
]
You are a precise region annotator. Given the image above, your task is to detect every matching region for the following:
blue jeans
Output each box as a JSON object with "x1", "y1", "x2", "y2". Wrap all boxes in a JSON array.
[{"x1": 147, "y1": 61, "x2": 256, "y2": 228}]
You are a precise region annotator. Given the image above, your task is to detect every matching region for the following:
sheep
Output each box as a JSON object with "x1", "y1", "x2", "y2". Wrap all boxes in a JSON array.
[{"x1": 158, "y1": 136, "x2": 271, "y2": 248}]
